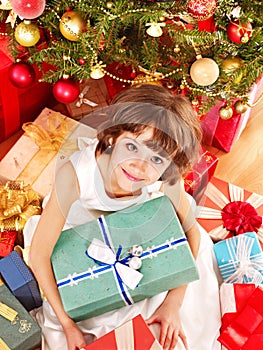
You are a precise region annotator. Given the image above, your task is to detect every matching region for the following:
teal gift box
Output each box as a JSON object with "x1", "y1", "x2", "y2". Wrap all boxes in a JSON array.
[
  {"x1": 0, "y1": 280, "x2": 41, "y2": 350},
  {"x1": 214, "y1": 232, "x2": 263, "y2": 283},
  {"x1": 51, "y1": 195, "x2": 199, "y2": 322}
]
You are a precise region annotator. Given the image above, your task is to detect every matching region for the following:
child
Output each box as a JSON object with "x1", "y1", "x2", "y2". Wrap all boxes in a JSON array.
[{"x1": 27, "y1": 85, "x2": 221, "y2": 350}]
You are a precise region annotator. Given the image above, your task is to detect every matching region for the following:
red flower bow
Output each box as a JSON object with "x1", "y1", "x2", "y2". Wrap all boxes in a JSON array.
[{"x1": 222, "y1": 201, "x2": 262, "y2": 235}]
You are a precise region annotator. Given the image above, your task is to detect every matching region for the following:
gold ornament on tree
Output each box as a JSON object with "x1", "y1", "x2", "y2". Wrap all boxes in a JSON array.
[
  {"x1": 59, "y1": 10, "x2": 86, "y2": 41},
  {"x1": 234, "y1": 100, "x2": 248, "y2": 114},
  {"x1": 219, "y1": 105, "x2": 233, "y2": 120},
  {"x1": 222, "y1": 56, "x2": 243, "y2": 84},
  {"x1": 190, "y1": 54, "x2": 219, "y2": 86},
  {"x1": 14, "y1": 20, "x2": 40, "y2": 47}
]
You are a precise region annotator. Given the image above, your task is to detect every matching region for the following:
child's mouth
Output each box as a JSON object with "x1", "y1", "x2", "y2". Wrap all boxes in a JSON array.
[{"x1": 121, "y1": 168, "x2": 144, "y2": 182}]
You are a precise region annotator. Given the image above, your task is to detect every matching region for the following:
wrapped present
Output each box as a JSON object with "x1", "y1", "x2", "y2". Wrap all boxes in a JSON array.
[
  {"x1": 213, "y1": 232, "x2": 263, "y2": 284},
  {"x1": 184, "y1": 148, "x2": 218, "y2": 203},
  {"x1": 51, "y1": 195, "x2": 199, "y2": 322},
  {"x1": 0, "y1": 278, "x2": 41, "y2": 350},
  {"x1": 196, "y1": 176, "x2": 263, "y2": 244},
  {"x1": 0, "y1": 108, "x2": 97, "y2": 197},
  {"x1": 66, "y1": 79, "x2": 108, "y2": 121},
  {"x1": 0, "y1": 251, "x2": 42, "y2": 311},
  {"x1": 103, "y1": 62, "x2": 132, "y2": 102},
  {"x1": 201, "y1": 77, "x2": 263, "y2": 152},
  {"x1": 0, "y1": 231, "x2": 17, "y2": 258},
  {"x1": 84, "y1": 314, "x2": 162, "y2": 349},
  {"x1": 0, "y1": 48, "x2": 53, "y2": 143},
  {"x1": 218, "y1": 283, "x2": 263, "y2": 350}
]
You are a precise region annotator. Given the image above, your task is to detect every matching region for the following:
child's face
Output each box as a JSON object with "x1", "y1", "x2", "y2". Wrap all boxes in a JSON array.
[{"x1": 107, "y1": 128, "x2": 172, "y2": 196}]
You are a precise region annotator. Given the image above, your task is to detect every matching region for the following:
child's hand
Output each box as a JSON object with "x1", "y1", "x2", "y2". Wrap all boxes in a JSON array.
[
  {"x1": 63, "y1": 321, "x2": 86, "y2": 350},
  {"x1": 146, "y1": 301, "x2": 188, "y2": 350}
]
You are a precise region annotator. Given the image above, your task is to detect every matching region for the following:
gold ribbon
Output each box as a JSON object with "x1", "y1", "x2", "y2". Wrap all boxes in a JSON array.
[
  {"x1": 0, "y1": 338, "x2": 11, "y2": 350},
  {"x1": 0, "y1": 302, "x2": 18, "y2": 323},
  {"x1": 16, "y1": 113, "x2": 76, "y2": 186},
  {"x1": 0, "y1": 181, "x2": 41, "y2": 232}
]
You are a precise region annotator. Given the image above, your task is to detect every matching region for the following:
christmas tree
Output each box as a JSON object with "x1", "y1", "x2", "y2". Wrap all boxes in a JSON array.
[{"x1": 1, "y1": 0, "x2": 262, "y2": 117}]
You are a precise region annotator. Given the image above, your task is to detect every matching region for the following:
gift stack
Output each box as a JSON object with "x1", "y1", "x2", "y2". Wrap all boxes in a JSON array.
[{"x1": 213, "y1": 232, "x2": 263, "y2": 349}]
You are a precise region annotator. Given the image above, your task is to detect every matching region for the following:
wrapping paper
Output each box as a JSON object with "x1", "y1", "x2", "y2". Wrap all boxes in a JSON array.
[
  {"x1": 201, "y1": 78, "x2": 263, "y2": 152},
  {"x1": 0, "y1": 279, "x2": 41, "y2": 350},
  {"x1": 0, "y1": 48, "x2": 53, "y2": 143},
  {"x1": 51, "y1": 195, "x2": 199, "y2": 321},
  {"x1": 0, "y1": 108, "x2": 96, "y2": 197},
  {"x1": 197, "y1": 176, "x2": 263, "y2": 245},
  {"x1": 184, "y1": 148, "x2": 218, "y2": 203},
  {"x1": 66, "y1": 79, "x2": 108, "y2": 120},
  {"x1": 84, "y1": 314, "x2": 162, "y2": 349},
  {"x1": 0, "y1": 251, "x2": 42, "y2": 311},
  {"x1": 218, "y1": 283, "x2": 263, "y2": 350},
  {"x1": 213, "y1": 232, "x2": 263, "y2": 284},
  {"x1": 0, "y1": 231, "x2": 17, "y2": 258}
]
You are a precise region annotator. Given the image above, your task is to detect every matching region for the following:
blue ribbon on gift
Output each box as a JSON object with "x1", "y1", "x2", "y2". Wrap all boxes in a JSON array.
[{"x1": 57, "y1": 215, "x2": 188, "y2": 307}]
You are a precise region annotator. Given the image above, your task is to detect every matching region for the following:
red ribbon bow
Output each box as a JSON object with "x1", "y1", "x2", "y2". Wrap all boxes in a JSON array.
[{"x1": 222, "y1": 201, "x2": 262, "y2": 235}]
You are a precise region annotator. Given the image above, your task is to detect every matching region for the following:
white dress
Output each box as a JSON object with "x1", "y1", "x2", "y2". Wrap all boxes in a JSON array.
[{"x1": 24, "y1": 139, "x2": 222, "y2": 350}]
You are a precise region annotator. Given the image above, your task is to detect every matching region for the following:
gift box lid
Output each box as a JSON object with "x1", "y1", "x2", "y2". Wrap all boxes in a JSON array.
[
  {"x1": 51, "y1": 195, "x2": 199, "y2": 321},
  {"x1": 0, "y1": 251, "x2": 42, "y2": 311},
  {"x1": 84, "y1": 314, "x2": 162, "y2": 349},
  {"x1": 0, "y1": 280, "x2": 41, "y2": 350}
]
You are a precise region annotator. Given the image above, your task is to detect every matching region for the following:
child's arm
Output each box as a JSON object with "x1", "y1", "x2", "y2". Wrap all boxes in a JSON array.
[
  {"x1": 146, "y1": 180, "x2": 201, "y2": 349},
  {"x1": 29, "y1": 161, "x2": 86, "y2": 350}
]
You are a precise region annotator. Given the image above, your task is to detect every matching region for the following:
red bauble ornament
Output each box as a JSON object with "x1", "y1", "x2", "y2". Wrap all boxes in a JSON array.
[
  {"x1": 227, "y1": 20, "x2": 253, "y2": 44},
  {"x1": 188, "y1": 0, "x2": 217, "y2": 20},
  {"x1": 53, "y1": 78, "x2": 80, "y2": 104},
  {"x1": 11, "y1": 0, "x2": 46, "y2": 19},
  {"x1": 8, "y1": 62, "x2": 36, "y2": 88},
  {"x1": 78, "y1": 58, "x2": 86, "y2": 65}
]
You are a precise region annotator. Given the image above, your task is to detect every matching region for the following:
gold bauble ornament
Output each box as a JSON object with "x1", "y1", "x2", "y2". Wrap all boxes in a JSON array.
[
  {"x1": 219, "y1": 106, "x2": 233, "y2": 120},
  {"x1": 14, "y1": 20, "x2": 40, "y2": 47},
  {"x1": 190, "y1": 56, "x2": 219, "y2": 86},
  {"x1": 106, "y1": 2, "x2": 114, "y2": 9},
  {"x1": 234, "y1": 100, "x2": 248, "y2": 114},
  {"x1": 222, "y1": 57, "x2": 242, "y2": 74},
  {"x1": 59, "y1": 11, "x2": 86, "y2": 41},
  {"x1": 173, "y1": 45, "x2": 180, "y2": 54}
]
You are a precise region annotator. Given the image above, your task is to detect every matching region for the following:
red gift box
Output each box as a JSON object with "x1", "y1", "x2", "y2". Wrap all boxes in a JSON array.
[
  {"x1": 197, "y1": 176, "x2": 263, "y2": 244},
  {"x1": 201, "y1": 77, "x2": 263, "y2": 152},
  {"x1": 103, "y1": 62, "x2": 132, "y2": 102},
  {"x1": 0, "y1": 231, "x2": 17, "y2": 258},
  {"x1": 0, "y1": 44, "x2": 53, "y2": 142},
  {"x1": 184, "y1": 148, "x2": 218, "y2": 204},
  {"x1": 218, "y1": 283, "x2": 263, "y2": 350},
  {"x1": 84, "y1": 314, "x2": 162, "y2": 350}
]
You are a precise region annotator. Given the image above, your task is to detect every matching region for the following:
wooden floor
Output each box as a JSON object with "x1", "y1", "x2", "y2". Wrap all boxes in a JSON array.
[
  {"x1": 206, "y1": 83, "x2": 263, "y2": 196},
  {"x1": 1, "y1": 82, "x2": 263, "y2": 196}
]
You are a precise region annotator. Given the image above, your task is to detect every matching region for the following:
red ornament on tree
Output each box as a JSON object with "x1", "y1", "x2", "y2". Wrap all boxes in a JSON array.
[
  {"x1": 11, "y1": 0, "x2": 46, "y2": 19},
  {"x1": 188, "y1": 0, "x2": 217, "y2": 20},
  {"x1": 8, "y1": 61, "x2": 36, "y2": 88},
  {"x1": 53, "y1": 78, "x2": 80, "y2": 104},
  {"x1": 227, "y1": 20, "x2": 253, "y2": 44}
]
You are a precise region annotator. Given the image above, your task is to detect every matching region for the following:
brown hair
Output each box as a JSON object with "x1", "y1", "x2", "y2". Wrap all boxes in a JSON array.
[{"x1": 96, "y1": 84, "x2": 202, "y2": 185}]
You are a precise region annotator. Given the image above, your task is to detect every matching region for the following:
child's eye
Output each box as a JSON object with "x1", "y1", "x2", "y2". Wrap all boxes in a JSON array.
[
  {"x1": 151, "y1": 156, "x2": 163, "y2": 164},
  {"x1": 126, "y1": 143, "x2": 137, "y2": 152}
]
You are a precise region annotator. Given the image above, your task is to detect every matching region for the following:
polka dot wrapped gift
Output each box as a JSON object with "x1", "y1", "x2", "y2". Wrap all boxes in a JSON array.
[{"x1": 197, "y1": 177, "x2": 263, "y2": 246}]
